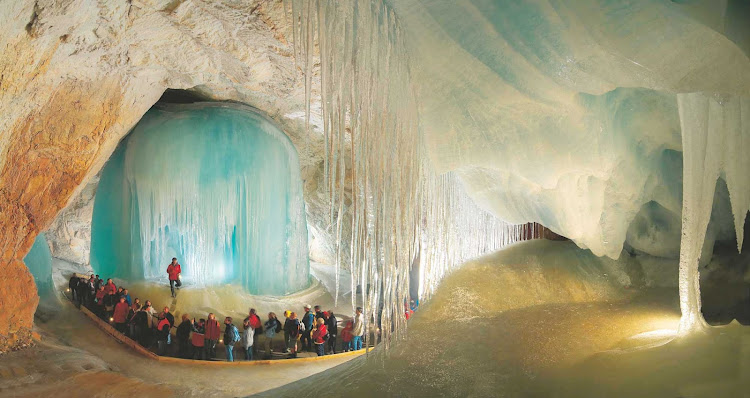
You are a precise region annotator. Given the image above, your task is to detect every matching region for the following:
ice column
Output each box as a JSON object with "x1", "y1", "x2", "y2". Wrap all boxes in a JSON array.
[
  {"x1": 90, "y1": 103, "x2": 309, "y2": 295},
  {"x1": 677, "y1": 93, "x2": 749, "y2": 332}
]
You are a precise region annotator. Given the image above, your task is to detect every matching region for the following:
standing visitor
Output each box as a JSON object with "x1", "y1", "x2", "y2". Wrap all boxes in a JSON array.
[
  {"x1": 301, "y1": 304, "x2": 314, "y2": 352},
  {"x1": 104, "y1": 278, "x2": 117, "y2": 295},
  {"x1": 244, "y1": 308, "x2": 263, "y2": 357},
  {"x1": 314, "y1": 305, "x2": 324, "y2": 320},
  {"x1": 68, "y1": 275, "x2": 79, "y2": 302},
  {"x1": 166, "y1": 258, "x2": 182, "y2": 298},
  {"x1": 156, "y1": 314, "x2": 171, "y2": 355},
  {"x1": 162, "y1": 306, "x2": 175, "y2": 328},
  {"x1": 176, "y1": 314, "x2": 193, "y2": 359},
  {"x1": 263, "y1": 312, "x2": 281, "y2": 359},
  {"x1": 341, "y1": 321, "x2": 354, "y2": 352},
  {"x1": 122, "y1": 289, "x2": 132, "y2": 306},
  {"x1": 282, "y1": 310, "x2": 292, "y2": 353},
  {"x1": 86, "y1": 276, "x2": 96, "y2": 308},
  {"x1": 94, "y1": 286, "x2": 106, "y2": 318},
  {"x1": 311, "y1": 318, "x2": 328, "y2": 357},
  {"x1": 127, "y1": 300, "x2": 141, "y2": 339},
  {"x1": 241, "y1": 318, "x2": 254, "y2": 361},
  {"x1": 352, "y1": 307, "x2": 365, "y2": 351},
  {"x1": 325, "y1": 311, "x2": 338, "y2": 354},
  {"x1": 113, "y1": 296, "x2": 129, "y2": 334},
  {"x1": 284, "y1": 312, "x2": 301, "y2": 358},
  {"x1": 75, "y1": 277, "x2": 88, "y2": 308},
  {"x1": 223, "y1": 317, "x2": 240, "y2": 362},
  {"x1": 191, "y1": 318, "x2": 206, "y2": 360},
  {"x1": 204, "y1": 313, "x2": 221, "y2": 359}
]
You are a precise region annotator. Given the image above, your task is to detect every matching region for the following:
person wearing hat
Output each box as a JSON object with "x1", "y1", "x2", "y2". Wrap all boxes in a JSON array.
[{"x1": 301, "y1": 304, "x2": 315, "y2": 352}]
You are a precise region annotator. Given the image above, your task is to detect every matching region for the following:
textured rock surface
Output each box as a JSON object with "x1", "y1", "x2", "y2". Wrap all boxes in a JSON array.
[{"x1": 0, "y1": 0, "x2": 331, "y2": 352}]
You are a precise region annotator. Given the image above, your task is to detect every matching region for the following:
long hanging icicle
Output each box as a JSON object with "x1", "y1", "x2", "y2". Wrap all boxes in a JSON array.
[
  {"x1": 676, "y1": 93, "x2": 750, "y2": 333},
  {"x1": 285, "y1": 0, "x2": 550, "y2": 348}
]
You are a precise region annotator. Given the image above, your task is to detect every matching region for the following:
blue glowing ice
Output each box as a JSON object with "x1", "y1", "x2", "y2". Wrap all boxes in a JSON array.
[
  {"x1": 24, "y1": 233, "x2": 54, "y2": 297},
  {"x1": 90, "y1": 103, "x2": 309, "y2": 295}
]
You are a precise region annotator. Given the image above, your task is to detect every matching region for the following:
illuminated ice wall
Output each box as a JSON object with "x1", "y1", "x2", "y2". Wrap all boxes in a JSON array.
[
  {"x1": 90, "y1": 103, "x2": 309, "y2": 295},
  {"x1": 24, "y1": 233, "x2": 54, "y2": 298}
]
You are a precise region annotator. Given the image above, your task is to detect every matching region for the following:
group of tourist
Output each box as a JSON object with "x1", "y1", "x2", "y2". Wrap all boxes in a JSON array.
[{"x1": 67, "y1": 274, "x2": 370, "y2": 362}]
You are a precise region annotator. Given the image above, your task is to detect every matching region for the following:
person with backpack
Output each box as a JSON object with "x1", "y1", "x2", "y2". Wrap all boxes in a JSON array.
[
  {"x1": 244, "y1": 308, "x2": 263, "y2": 356},
  {"x1": 241, "y1": 318, "x2": 254, "y2": 361},
  {"x1": 223, "y1": 317, "x2": 240, "y2": 362},
  {"x1": 311, "y1": 317, "x2": 328, "y2": 356},
  {"x1": 284, "y1": 312, "x2": 301, "y2": 358},
  {"x1": 301, "y1": 304, "x2": 314, "y2": 352},
  {"x1": 324, "y1": 311, "x2": 338, "y2": 354},
  {"x1": 341, "y1": 321, "x2": 354, "y2": 352},
  {"x1": 204, "y1": 313, "x2": 221, "y2": 359},
  {"x1": 263, "y1": 312, "x2": 281, "y2": 359}
]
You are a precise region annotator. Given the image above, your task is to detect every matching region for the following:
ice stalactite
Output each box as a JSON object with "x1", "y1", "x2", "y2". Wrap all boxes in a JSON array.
[
  {"x1": 90, "y1": 103, "x2": 309, "y2": 296},
  {"x1": 286, "y1": 0, "x2": 544, "y2": 346},
  {"x1": 677, "y1": 93, "x2": 750, "y2": 332}
]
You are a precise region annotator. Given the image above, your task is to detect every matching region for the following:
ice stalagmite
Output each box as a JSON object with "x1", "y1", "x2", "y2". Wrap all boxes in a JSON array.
[
  {"x1": 677, "y1": 93, "x2": 750, "y2": 332},
  {"x1": 90, "y1": 103, "x2": 309, "y2": 296}
]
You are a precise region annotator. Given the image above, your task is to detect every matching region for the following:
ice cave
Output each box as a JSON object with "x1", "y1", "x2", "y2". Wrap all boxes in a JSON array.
[{"x1": 0, "y1": 0, "x2": 749, "y2": 397}]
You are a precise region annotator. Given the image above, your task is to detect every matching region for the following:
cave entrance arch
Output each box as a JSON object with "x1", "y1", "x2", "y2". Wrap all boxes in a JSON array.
[{"x1": 90, "y1": 100, "x2": 310, "y2": 295}]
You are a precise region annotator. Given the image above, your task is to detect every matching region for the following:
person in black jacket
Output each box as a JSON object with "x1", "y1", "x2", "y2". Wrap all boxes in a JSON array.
[
  {"x1": 68, "y1": 275, "x2": 79, "y2": 303},
  {"x1": 176, "y1": 314, "x2": 193, "y2": 358},
  {"x1": 324, "y1": 311, "x2": 338, "y2": 354},
  {"x1": 75, "y1": 278, "x2": 88, "y2": 309}
]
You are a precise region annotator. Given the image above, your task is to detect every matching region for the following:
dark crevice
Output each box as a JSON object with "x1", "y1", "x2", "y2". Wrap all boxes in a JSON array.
[{"x1": 25, "y1": 2, "x2": 40, "y2": 36}]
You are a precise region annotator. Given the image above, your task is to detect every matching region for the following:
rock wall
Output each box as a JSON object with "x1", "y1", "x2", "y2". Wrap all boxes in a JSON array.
[{"x1": 0, "y1": 0, "x2": 334, "y2": 352}]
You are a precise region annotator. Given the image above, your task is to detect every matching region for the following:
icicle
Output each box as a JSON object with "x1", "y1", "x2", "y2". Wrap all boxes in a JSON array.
[
  {"x1": 286, "y1": 0, "x2": 543, "y2": 347},
  {"x1": 675, "y1": 92, "x2": 750, "y2": 333}
]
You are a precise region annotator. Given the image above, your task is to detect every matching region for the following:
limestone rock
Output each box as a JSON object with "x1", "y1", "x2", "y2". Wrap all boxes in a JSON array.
[{"x1": 0, "y1": 0, "x2": 337, "y2": 352}]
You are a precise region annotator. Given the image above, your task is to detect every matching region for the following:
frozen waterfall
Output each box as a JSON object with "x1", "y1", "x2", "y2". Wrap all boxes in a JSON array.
[{"x1": 90, "y1": 103, "x2": 309, "y2": 296}]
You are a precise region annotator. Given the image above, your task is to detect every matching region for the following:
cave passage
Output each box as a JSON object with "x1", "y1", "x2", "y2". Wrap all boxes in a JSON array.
[{"x1": 90, "y1": 103, "x2": 310, "y2": 295}]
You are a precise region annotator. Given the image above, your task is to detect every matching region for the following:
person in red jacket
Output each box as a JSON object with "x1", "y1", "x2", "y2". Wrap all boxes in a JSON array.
[
  {"x1": 311, "y1": 318, "x2": 328, "y2": 356},
  {"x1": 95, "y1": 285, "x2": 106, "y2": 319},
  {"x1": 204, "y1": 313, "x2": 221, "y2": 359},
  {"x1": 341, "y1": 321, "x2": 353, "y2": 352},
  {"x1": 113, "y1": 296, "x2": 130, "y2": 334},
  {"x1": 104, "y1": 278, "x2": 117, "y2": 295},
  {"x1": 166, "y1": 258, "x2": 182, "y2": 298}
]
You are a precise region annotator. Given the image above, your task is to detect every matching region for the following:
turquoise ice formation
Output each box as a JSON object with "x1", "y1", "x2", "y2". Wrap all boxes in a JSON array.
[
  {"x1": 24, "y1": 233, "x2": 54, "y2": 297},
  {"x1": 90, "y1": 103, "x2": 309, "y2": 295}
]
